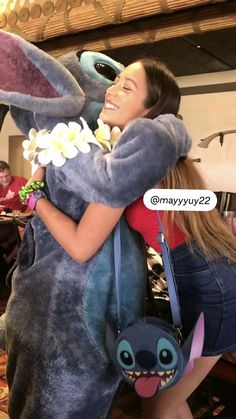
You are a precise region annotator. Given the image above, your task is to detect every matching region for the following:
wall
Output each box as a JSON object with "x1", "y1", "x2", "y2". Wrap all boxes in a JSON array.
[
  {"x1": 178, "y1": 70, "x2": 236, "y2": 193},
  {"x1": 0, "y1": 111, "x2": 22, "y2": 162}
]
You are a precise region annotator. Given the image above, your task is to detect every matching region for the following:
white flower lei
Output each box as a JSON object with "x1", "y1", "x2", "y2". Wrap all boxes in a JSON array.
[{"x1": 22, "y1": 117, "x2": 120, "y2": 168}]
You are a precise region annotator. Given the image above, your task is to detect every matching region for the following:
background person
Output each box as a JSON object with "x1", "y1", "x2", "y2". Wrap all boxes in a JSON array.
[{"x1": 0, "y1": 161, "x2": 27, "y2": 213}]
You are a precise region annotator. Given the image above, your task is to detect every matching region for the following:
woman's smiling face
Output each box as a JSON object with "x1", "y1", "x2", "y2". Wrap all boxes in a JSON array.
[{"x1": 99, "y1": 61, "x2": 149, "y2": 129}]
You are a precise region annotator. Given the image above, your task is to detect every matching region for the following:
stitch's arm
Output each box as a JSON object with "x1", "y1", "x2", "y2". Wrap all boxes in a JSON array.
[{"x1": 65, "y1": 114, "x2": 192, "y2": 207}]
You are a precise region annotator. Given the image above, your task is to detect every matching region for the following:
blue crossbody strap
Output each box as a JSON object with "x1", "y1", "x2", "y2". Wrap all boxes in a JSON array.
[
  {"x1": 113, "y1": 210, "x2": 182, "y2": 331},
  {"x1": 156, "y1": 211, "x2": 182, "y2": 328},
  {"x1": 114, "y1": 222, "x2": 122, "y2": 330}
]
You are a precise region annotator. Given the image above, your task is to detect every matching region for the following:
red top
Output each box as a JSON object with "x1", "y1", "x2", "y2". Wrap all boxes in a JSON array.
[
  {"x1": 125, "y1": 197, "x2": 186, "y2": 252},
  {"x1": 0, "y1": 176, "x2": 27, "y2": 212}
]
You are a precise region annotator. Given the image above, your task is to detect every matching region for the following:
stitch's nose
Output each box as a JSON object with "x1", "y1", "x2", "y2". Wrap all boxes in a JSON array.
[{"x1": 136, "y1": 350, "x2": 157, "y2": 370}]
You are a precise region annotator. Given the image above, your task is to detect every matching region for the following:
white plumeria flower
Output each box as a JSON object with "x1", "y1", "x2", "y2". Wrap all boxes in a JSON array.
[
  {"x1": 76, "y1": 117, "x2": 103, "y2": 151},
  {"x1": 110, "y1": 126, "x2": 121, "y2": 147},
  {"x1": 94, "y1": 118, "x2": 112, "y2": 151},
  {"x1": 68, "y1": 120, "x2": 91, "y2": 153},
  {"x1": 22, "y1": 128, "x2": 47, "y2": 162},
  {"x1": 95, "y1": 118, "x2": 111, "y2": 140},
  {"x1": 37, "y1": 123, "x2": 79, "y2": 167},
  {"x1": 22, "y1": 117, "x2": 114, "y2": 169}
]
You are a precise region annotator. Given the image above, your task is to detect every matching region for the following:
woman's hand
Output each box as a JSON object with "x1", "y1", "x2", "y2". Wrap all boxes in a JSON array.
[{"x1": 26, "y1": 166, "x2": 46, "y2": 187}]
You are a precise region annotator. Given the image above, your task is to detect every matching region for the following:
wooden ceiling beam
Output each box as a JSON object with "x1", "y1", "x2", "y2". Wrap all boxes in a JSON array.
[{"x1": 31, "y1": 0, "x2": 236, "y2": 57}]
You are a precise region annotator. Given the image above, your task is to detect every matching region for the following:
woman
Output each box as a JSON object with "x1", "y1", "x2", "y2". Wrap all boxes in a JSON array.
[
  {"x1": 126, "y1": 159, "x2": 236, "y2": 419},
  {"x1": 5, "y1": 58, "x2": 191, "y2": 418},
  {"x1": 23, "y1": 58, "x2": 236, "y2": 418}
]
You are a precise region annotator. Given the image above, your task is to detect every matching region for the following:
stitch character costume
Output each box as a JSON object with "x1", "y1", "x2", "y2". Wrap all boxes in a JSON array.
[{"x1": 0, "y1": 31, "x2": 192, "y2": 418}]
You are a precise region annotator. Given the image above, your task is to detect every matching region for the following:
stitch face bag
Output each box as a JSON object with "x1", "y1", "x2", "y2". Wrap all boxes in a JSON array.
[{"x1": 106, "y1": 212, "x2": 205, "y2": 398}]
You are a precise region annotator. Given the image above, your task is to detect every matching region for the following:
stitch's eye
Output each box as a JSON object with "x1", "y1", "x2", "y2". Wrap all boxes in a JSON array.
[
  {"x1": 160, "y1": 349, "x2": 172, "y2": 365},
  {"x1": 117, "y1": 339, "x2": 135, "y2": 369},
  {"x1": 157, "y1": 338, "x2": 178, "y2": 369},
  {"x1": 94, "y1": 63, "x2": 118, "y2": 81}
]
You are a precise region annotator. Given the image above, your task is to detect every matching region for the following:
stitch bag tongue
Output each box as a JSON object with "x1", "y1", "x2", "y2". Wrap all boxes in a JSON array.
[{"x1": 135, "y1": 376, "x2": 161, "y2": 398}]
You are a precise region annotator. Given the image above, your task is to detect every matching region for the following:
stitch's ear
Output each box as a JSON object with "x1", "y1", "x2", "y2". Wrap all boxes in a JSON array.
[
  {"x1": 0, "y1": 30, "x2": 85, "y2": 118},
  {"x1": 0, "y1": 31, "x2": 123, "y2": 134}
]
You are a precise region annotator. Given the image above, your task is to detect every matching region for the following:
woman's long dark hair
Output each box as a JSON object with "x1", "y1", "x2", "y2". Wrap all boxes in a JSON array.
[{"x1": 136, "y1": 58, "x2": 181, "y2": 118}]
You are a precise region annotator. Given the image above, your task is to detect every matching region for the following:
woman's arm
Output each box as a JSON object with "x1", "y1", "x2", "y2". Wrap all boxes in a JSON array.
[
  {"x1": 26, "y1": 167, "x2": 124, "y2": 263},
  {"x1": 35, "y1": 197, "x2": 124, "y2": 263}
]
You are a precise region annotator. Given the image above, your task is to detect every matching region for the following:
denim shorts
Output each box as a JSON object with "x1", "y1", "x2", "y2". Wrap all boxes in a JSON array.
[{"x1": 170, "y1": 241, "x2": 236, "y2": 356}]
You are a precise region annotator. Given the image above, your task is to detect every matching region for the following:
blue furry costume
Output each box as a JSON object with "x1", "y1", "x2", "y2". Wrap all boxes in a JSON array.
[{"x1": 0, "y1": 31, "x2": 191, "y2": 418}]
